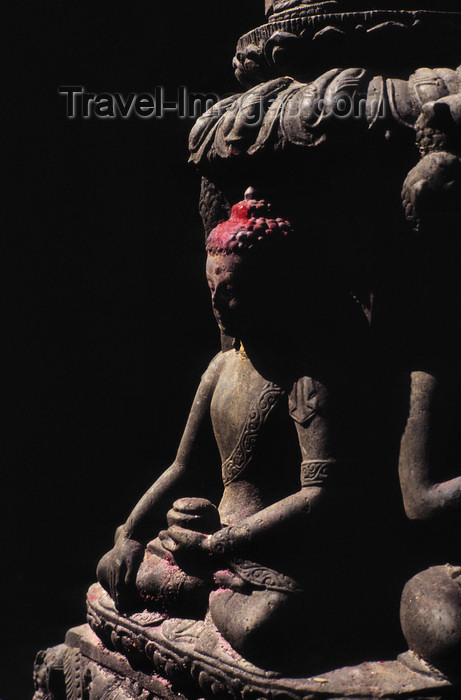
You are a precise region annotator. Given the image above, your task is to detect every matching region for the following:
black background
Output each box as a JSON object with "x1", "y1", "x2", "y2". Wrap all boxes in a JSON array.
[{"x1": 5, "y1": 2, "x2": 263, "y2": 696}]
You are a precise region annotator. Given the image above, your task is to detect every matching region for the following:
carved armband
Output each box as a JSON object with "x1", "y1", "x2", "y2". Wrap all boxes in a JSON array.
[
  {"x1": 208, "y1": 524, "x2": 251, "y2": 558},
  {"x1": 300, "y1": 459, "x2": 338, "y2": 487}
]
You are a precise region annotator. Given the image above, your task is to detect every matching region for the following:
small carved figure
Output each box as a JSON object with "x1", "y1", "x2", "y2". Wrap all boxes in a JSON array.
[
  {"x1": 399, "y1": 368, "x2": 461, "y2": 679},
  {"x1": 399, "y1": 120, "x2": 461, "y2": 679}
]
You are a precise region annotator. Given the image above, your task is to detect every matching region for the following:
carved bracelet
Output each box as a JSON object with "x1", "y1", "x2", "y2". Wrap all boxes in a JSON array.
[{"x1": 300, "y1": 459, "x2": 338, "y2": 487}]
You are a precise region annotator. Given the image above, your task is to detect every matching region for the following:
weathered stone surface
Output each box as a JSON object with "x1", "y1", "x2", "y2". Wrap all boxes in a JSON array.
[
  {"x1": 34, "y1": 620, "x2": 455, "y2": 700},
  {"x1": 34, "y1": 0, "x2": 461, "y2": 697}
]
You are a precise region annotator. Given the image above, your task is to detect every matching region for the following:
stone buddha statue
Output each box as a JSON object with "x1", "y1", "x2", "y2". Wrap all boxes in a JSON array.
[
  {"x1": 398, "y1": 109, "x2": 461, "y2": 679},
  {"x1": 33, "y1": 2, "x2": 461, "y2": 698},
  {"x1": 96, "y1": 191, "x2": 377, "y2": 672}
]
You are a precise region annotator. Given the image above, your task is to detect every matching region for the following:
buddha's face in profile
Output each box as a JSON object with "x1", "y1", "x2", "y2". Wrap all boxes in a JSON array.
[
  {"x1": 206, "y1": 253, "x2": 256, "y2": 337},
  {"x1": 205, "y1": 198, "x2": 294, "y2": 338}
]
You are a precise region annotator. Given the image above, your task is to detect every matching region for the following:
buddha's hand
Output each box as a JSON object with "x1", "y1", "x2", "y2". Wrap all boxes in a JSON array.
[
  {"x1": 158, "y1": 525, "x2": 212, "y2": 562},
  {"x1": 166, "y1": 497, "x2": 221, "y2": 533},
  {"x1": 96, "y1": 537, "x2": 144, "y2": 610},
  {"x1": 158, "y1": 497, "x2": 220, "y2": 562}
]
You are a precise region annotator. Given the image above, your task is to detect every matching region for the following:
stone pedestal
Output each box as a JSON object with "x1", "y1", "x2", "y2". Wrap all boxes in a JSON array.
[{"x1": 33, "y1": 585, "x2": 457, "y2": 700}]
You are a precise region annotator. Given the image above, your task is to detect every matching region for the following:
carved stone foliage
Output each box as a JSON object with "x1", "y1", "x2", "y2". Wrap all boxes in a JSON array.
[
  {"x1": 190, "y1": 67, "x2": 461, "y2": 168},
  {"x1": 234, "y1": 10, "x2": 461, "y2": 87}
]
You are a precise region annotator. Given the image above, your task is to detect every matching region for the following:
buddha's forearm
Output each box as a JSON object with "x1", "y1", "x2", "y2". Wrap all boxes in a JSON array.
[
  {"x1": 120, "y1": 353, "x2": 221, "y2": 542},
  {"x1": 400, "y1": 448, "x2": 461, "y2": 519},
  {"x1": 122, "y1": 462, "x2": 190, "y2": 541},
  {"x1": 209, "y1": 487, "x2": 324, "y2": 555},
  {"x1": 432, "y1": 476, "x2": 461, "y2": 501},
  {"x1": 399, "y1": 370, "x2": 461, "y2": 519},
  {"x1": 425, "y1": 477, "x2": 461, "y2": 516}
]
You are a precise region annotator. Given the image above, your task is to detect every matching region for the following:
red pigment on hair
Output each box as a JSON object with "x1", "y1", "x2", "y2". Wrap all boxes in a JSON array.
[{"x1": 207, "y1": 198, "x2": 292, "y2": 256}]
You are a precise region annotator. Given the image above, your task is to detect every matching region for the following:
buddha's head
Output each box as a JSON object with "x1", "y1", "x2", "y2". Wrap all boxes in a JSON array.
[{"x1": 206, "y1": 191, "x2": 293, "y2": 339}]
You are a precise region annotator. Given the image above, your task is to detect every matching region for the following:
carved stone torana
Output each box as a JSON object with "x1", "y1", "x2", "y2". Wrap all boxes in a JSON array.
[{"x1": 35, "y1": 0, "x2": 461, "y2": 698}]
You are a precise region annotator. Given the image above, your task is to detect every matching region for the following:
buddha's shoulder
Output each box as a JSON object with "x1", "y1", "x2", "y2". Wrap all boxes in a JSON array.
[
  {"x1": 200, "y1": 349, "x2": 236, "y2": 381},
  {"x1": 202, "y1": 349, "x2": 262, "y2": 383}
]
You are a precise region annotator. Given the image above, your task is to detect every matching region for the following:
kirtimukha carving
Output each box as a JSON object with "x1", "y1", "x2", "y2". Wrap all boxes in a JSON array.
[{"x1": 35, "y1": 1, "x2": 461, "y2": 698}]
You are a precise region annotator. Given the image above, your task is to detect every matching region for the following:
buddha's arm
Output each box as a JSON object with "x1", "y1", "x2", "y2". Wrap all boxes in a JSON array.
[
  {"x1": 205, "y1": 485, "x2": 325, "y2": 557},
  {"x1": 399, "y1": 370, "x2": 461, "y2": 520},
  {"x1": 118, "y1": 353, "x2": 223, "y2": 541},
  {"x1": 96, "y1": 353, "x2": 223, "y2": 605},
  {"x1": 162, "y1": 397, "x2": 335, "y2": 558},
  {"x1": 210, "y1": 402, "x2": 334, "y2": 554},
  {"x1": 161, "y1": 486, "x2": 327, "y2": 560}
]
